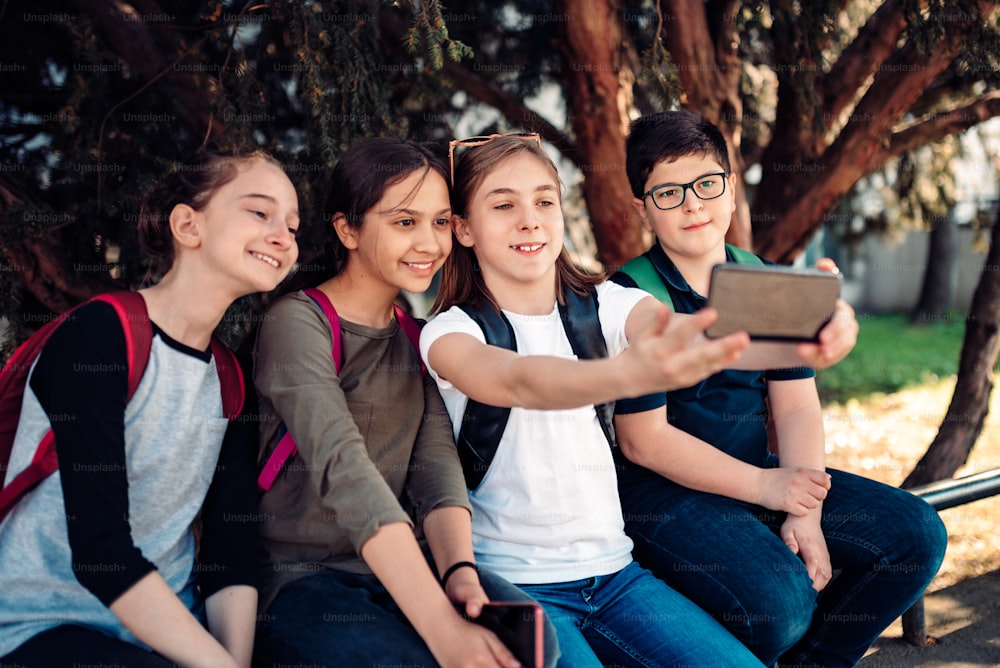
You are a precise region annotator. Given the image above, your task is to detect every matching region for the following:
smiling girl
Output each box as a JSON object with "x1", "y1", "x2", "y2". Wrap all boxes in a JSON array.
[
  {"x1": 419, "y1": 135, "x2": 776, "y2": 667},
  {"x1": 0, "y1": 150, "x2": 299, "y2": 668},
  {"x1": 252, "y1": 138, "x2": 554, "y2": 668}
]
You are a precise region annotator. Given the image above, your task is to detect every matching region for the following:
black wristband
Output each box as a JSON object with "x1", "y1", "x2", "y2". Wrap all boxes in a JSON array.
[{"x1": 440, "y1": 560, "x2": 478, "y2": 589}]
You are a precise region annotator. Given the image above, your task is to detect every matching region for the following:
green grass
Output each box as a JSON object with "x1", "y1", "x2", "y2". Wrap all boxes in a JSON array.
[{"x1": 815, "y1": 312, "x2": 974, "y2": 405}]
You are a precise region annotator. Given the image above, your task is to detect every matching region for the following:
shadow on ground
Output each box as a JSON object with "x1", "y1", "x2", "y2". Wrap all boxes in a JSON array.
[{"x1": 859, "y1": 568, "x2": 1000, "y2": 667}]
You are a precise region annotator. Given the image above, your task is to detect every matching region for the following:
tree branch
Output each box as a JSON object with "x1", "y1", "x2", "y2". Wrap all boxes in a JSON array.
[
  {"x1": 375, "y1": 5, "x2": 578, "y2": 165},
  {"x1": 554, "y1": 0, "x2": 645, "y2": 266},
  {"x1": 658, "y1": 0, "x2": 720, "y2": 116},
  {"x1": 754, "y1": 2, "x2": 999, "y2": 261},
  {"x1": 911, "y1": 76, "x2": 989, "y2": 118},
  {"x1": 440, "y1": 59, "x2": 578, "y2": 166},
  {"x1": 887, "y1": 91, "x2": 1000, "y2": 159},
  {"x1": 821, "y1": 0, "x2": 907, "y2": 122}
]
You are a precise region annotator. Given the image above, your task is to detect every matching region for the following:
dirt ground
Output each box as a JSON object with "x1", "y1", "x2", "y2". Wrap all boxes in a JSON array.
[{"x1": 821, "y1": 380, "x2": 1000, "y2": 666}]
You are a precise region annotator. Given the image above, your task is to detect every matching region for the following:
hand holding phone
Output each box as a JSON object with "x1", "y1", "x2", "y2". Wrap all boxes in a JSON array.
[
  {"x1": 466, "y1": 602, "x2": 545, "y2": 668},
  {"x1": 705, "y1": 264, "x2": 842, "y2": 342}
]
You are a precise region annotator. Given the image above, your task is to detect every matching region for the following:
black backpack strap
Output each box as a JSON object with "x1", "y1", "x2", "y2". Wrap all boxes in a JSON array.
[
  {"x1": 456, "y1": 303, "x2": 515, "y2": 490},
  {"x1": 558, "y1": 290, "x2": 616, "y2": 449},
  {"x1": 456, "y1": 289, "x2": 616, "y2": 490}
]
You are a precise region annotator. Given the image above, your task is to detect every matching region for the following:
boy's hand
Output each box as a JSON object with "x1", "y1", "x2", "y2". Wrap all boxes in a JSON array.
[
  {"x1": 628, "y1": 305, "x2": 749, "y2": 393},
  {"x1": 796, "y1": 298, "x2": 858, "y2": 369},
  {"x1": 796, "y1": 258, "x2": 858, "y2": 369},
  {"x1": 781, "y1": 513, "x2": 832, "y2": 591},
  {"x1": 754, "y1": 467, "x2": 831, "y2": 516}
]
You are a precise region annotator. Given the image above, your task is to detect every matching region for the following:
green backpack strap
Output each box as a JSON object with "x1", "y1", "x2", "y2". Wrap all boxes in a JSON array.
[
  {"x1": 725, "y1": 243, "x2": 764, "y2": 266},
  {"x1": 621, "y1": 244, "x2": 764, "y2": 311},
  {"x1": 620, "y1": 255, "x2": 674, "y2": 311}
]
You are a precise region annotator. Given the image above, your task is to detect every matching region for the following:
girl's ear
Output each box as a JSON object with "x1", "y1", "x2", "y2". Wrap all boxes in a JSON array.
[
  {"x1": 631, "y1": 198, "x2": 652, "y2": 233},
  {"x1": 451, "y1": 213, "x2": 475, "y2": 248},
  {"x1": 332, "y1": 213, "x2": 359, "y2": 250},
  {"x1": 170, "y1": 203, "x2": 201, "y2": 249}
]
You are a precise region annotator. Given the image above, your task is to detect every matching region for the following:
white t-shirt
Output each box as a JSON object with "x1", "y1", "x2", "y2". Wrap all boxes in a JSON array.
[{"x1": 420, "y1": 281, "x2": 649, "y2": 585}]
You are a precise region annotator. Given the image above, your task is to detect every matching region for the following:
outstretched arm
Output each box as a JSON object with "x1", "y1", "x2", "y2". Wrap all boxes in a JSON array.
[{"x1": 427, "y1": 301, "x2": 748, "y2": 409}]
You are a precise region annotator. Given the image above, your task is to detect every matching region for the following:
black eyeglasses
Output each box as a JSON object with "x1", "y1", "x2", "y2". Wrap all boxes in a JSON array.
[
  {"x1": 448, "y1": 132, "x2": 542, "y2": 183},
  {"x1": 642, "y1": 172, "x2": 729, "y2": 210}
]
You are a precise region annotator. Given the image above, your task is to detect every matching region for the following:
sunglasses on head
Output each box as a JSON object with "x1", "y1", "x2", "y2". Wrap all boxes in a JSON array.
[{"x1": 448, "y1": 132, "x2": 542, "y2": 183}]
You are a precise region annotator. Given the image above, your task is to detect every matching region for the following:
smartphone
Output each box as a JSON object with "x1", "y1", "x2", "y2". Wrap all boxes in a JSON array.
[
  {"x1": 469, "y1": 602, "x2": 545, "y2": 668},
  {"x1": 705, "y1": 264, "x2": 842, "y2": 342}
]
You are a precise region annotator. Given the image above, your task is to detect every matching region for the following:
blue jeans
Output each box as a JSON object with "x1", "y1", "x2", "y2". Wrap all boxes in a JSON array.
[
  {"x1": 1, "y1": 625, "x2": 174, "y2": 667},
  {"x1": 255, "y1": 565, "x2": 560, "y2": 668},
  {"x1": 518, "y1": 561, "x2": 763, "y2": 668},
  {"x1": 618, "y1": 463, "x2": 948, "y2": 668}
]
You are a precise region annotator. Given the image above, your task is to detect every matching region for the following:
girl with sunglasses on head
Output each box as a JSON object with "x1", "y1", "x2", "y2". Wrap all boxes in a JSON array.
[
  {"x1": 421, "y1": 134, "x2": 859, "y2": 667},
  {"x1": 0, "y1": 150, "x2": 299, "y2": 668},
  {"x1": 252, "y1": 137, "x2": 557, "y2": 668}
]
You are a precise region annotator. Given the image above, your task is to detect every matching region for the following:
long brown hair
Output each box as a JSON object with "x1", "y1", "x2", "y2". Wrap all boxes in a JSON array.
[{"x1": 433, "y1": 137, "x2": 602, "y2": 314}]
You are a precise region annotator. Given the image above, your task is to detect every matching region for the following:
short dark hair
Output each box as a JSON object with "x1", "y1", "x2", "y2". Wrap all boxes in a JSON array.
[{"x1": 625, "y1": 111, "x2": 731, "y2": 199}]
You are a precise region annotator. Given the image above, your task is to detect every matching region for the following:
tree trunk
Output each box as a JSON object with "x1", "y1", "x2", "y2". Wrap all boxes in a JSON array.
[
  {"x1": 555, "y1": 0, "x2": 645, "y2": 268},
  {"x1": 910, "y1": 213, "x2": 957, "y2": 325},
  {"x1": 902, "y1": 207, "x2": 1000, "y2": 488},
  {"x1": 660, "y1": 0, "x2": 751, "y2": 250}
]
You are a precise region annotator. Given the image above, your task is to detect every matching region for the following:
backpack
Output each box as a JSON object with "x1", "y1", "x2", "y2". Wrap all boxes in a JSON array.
[
  {"x1": 618, "y1": 244, "x2": 763, "y2": 310},
  {"x1": 256, "y1": 287, "x2": 424, "y2": 492},
  {"x1": 0, "y1": 291, "x2": 245, "y2": 524},
  {"x1": 456, "y1": 288, "x2": 615, "y2": 490}
]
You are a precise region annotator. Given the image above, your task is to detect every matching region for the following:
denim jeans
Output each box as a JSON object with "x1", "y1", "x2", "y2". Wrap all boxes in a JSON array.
[
  {"x1": 1, "y1": 624, "x2": 175, "y2": 667},
  {"x1": 618, "y1": 464, "x2": 948, "y2": 668},
  {"x1": 255, "y1": 565, "x2": 560, "y2": 668},
  {"x1": 517, "y1": 561, "x2": 763, "y2": 668}
]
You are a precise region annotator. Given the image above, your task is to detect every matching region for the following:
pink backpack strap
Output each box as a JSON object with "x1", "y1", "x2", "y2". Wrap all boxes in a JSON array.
[
  {"x1": 301, "y1": 287, "x2": 343, "y2": 373},
  {"x1": 256, "y1": 290, "x2": 426, "y2": 493},
  {"x1": 0, "y1": 313, "x2": 73, "y2": 476},
  {"x1": 257, "y1": 430, "x2": 296, "y2": 492},
  {"x1": 258, "y1": 289, "x2": 342, "y2": 492},
  {"x1": 98, "y1": 292, "x2": 244, "y2": 417}
]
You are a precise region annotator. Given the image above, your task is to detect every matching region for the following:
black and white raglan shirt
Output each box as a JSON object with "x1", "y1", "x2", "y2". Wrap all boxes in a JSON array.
[{"x1": 0, "y1": 300, "x2": 257, "y2": 657}]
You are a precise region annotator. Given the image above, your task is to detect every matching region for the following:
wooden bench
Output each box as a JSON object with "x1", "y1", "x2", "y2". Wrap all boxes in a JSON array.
[{"x1": 901, "y1": 468, "x2": 1000, "y2": 645}]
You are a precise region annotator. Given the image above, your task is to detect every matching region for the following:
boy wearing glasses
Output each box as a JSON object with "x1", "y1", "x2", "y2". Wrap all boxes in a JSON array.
[{"x1": 611, "y1": 110, "x2": 947, "y2": 668}]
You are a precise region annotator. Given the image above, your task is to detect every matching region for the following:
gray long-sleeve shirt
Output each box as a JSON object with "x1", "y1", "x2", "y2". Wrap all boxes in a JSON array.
[{"x1": 253, "y1": 291, "x2": 470, "y2": 610}]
